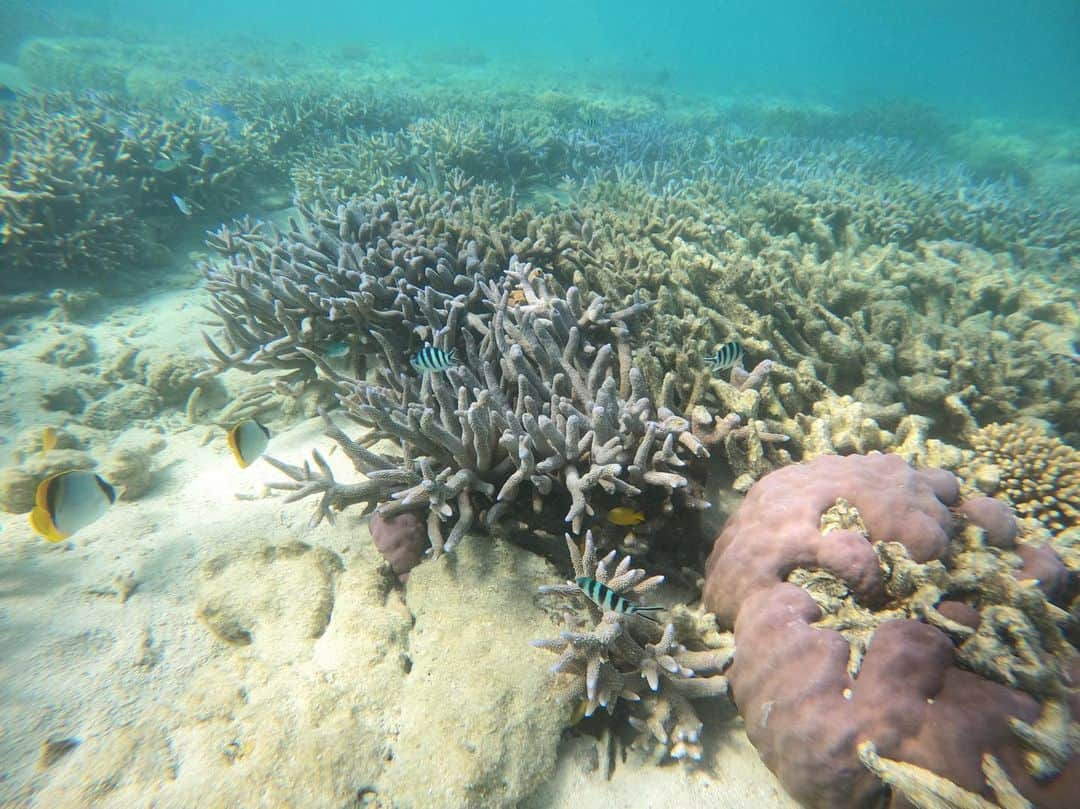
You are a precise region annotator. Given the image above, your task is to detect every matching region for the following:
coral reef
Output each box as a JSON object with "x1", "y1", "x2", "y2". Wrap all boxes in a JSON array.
[
  {"x1": 266, "y1": 256, "x2": 712, "y2": 555},
  {"x1": 703, "y1": 453, "x2": 1079, "y2": 809},
  {"x1": 0, "y1": 90, "x2": 271, "y2": 285},
  {"x1": 1, "y1": 94, "x2": 146, "y2": 281},
  {"x1": 966, "y1": 422, "x2": 1079, "y2": 536},
  {"x1": 534, "y1": 533, "x2": 730, "y2": 762},
  {"x1": 199, "y1": 179, "x2": 514, "y2": 383},
  {"x1": 548, "y1": 177, "x2": 1079, "y2": 444}
]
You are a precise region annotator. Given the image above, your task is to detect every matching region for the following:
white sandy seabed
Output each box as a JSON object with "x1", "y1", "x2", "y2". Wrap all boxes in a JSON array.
[{"x1": 0, "y1": 274, "x2": 799, "y2": 809}]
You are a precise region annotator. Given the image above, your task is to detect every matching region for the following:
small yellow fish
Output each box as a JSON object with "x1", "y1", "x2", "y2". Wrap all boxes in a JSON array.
[
  {"x1": 41, "y1": 426, "x2": 58, "y2": 453},
  {"x1": 607, "y1": 506, "x2": 646, "y2": 527},
  {"x1": 569, "y1": 699, "x2": 590, "y2": 725}
]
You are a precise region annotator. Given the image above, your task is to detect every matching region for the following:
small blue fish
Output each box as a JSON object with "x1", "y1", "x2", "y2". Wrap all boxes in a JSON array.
[
  {"x1": 576, "y1": 577, "x2": 663, "y2": 623},
  {"x1": 410, "y1": 343, "x2": 456, "y2": 372},
  {"x1": 704, "y1": 341, "x2": 744, "y2": 371},
  {"x1": 171, "y1": 194, "x2": 193, "y2": 216},
  {"x1": 323, "y1": 341, "x2": 350, "y2": 359},
  {"x1": 181, "y1": 78, "x2": 208, "y2": 93}
]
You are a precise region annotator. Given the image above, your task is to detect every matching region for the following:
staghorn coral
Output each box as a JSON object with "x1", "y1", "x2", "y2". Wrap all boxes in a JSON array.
[
  {"x1": 265, "y1": 257, "x2": 712, "y2": 555},
  {"x1": 966, "y1": 422, "x2": 1079, "y2": 536},
  {"x1": 0, "y1": 90, "x2": 272, "y2": 284},
  {"x1": 533, "y1": 533, "x2": 730, "y2": 762},
  {"x1": 199, "y1": 178, "x2": 515, "y2": 383},
  {"x1": 858, "y1": 742, "x2": 1032, "y2": 809},
  {"x1": 703, "y1": 453, "x2": 1079, "y2": 809},
  {"x1": 1, "y1": 95, "x2": 144, "y2": 279},
  {"x1": 276, "y1": 100, "x2": 1078, "y2": 448},
  {"x1": 532, "y1": 172, "x2": 1078, "y2": 444}
]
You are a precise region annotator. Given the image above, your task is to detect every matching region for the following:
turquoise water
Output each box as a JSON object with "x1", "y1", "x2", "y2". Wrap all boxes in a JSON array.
[
  {"x1": 34, "y1": 0, "x2": 1080, "y2": 120},
  {"x1": 1, "y1": 3, "x2": 1077, "y2": 809}
]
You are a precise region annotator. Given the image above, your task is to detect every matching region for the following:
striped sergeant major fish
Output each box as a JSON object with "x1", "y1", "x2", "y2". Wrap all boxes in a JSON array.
[
  {"x1": 576, "y1": 576, "x2": 663, "y2": 623},
  {"x1": 410, "y1": 343, "x2": 456, "y2": 373},
  {"x1": 704, "y1": 340, "x2": 744, "y2": 371}
]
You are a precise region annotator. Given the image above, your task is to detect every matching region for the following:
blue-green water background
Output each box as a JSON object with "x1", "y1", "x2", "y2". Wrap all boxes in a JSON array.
[{"x1": 24, "y1": 0, "x2": 1080, "y2": 123}]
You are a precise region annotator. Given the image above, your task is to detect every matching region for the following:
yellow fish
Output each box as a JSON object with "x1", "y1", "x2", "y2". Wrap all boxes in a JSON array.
[
  {"x1": 29, "y1": 470, "x2": 116, "y2": 542},
  {"x1": 226, "y1": 419, "x2": 270, "y2": 468},
  {"x1": 41, "y1": 426, "x2": 58, "y2": 453},
  {"x1": 569, "y1": 699, "x2": 590, "y2": 725},
  {"x1": 606, "y1": 506, "x2": 646, "y2": 527}
]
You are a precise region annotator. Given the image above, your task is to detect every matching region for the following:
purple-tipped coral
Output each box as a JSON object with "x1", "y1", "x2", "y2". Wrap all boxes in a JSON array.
[{"x1": 370, "y1": 511, "x2": 428, "y2": 582}]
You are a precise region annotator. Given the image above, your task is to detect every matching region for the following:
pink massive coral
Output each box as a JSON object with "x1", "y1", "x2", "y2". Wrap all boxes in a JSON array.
[{"x1": 703, "y1": 452, "x2": 1078, "y2": 809}]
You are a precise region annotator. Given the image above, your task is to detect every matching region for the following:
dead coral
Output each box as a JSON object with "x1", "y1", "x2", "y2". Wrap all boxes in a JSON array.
[
  {"x1": 533, "y1": 533, "x2": 730, "y2": 762},
  {"x1": 858, "y1": 742, "x2": 1032, "y2": 809}
]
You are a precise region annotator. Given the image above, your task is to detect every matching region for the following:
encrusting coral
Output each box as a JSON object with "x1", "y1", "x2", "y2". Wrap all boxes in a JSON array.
[
  {"x1": 966, "y1": 422, "x2": 1079, "y2": 536},
  {"x1": 703, "y1": 452, "x2": 1079, "y2": 809},
  {"x1": 533, "y1": 533, "x2": 730, "y2": 762}
]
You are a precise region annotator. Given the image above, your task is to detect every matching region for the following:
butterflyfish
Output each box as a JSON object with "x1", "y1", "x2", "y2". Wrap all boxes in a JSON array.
[
  {"x1": 410, "y1": 343, "x2": 456, "y2": 373},
  {"x1": 606, "y1": 506, "x2": 646, "y2": 526},
  {"x1": 29, "y1": 471, "x2": 116, "y2": 542},
  {"x1": 575, "y1": 576, "x2": 663, "y2": 623},
  {"x1": 704, "y1": 340, "x2": 744, "y2": 371},
  {"x1": 226, "y1": 419, "x2": 270, "y2": 468}
]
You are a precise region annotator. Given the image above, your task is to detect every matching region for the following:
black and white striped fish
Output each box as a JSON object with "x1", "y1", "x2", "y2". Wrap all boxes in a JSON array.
[
  {"x1": 704, "y1": 340, "x2": 744, "y2": 371},
  {"x1": 410, "y1": 343, "x2": 456, "y2": 373},
  {"x1": 576, "y1": 576, "x2": 663, "y2": 623}
]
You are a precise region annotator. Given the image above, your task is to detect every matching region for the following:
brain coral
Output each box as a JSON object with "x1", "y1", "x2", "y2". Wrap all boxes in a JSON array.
[
  {"x1": 703, "y1": 452, "x2": 1078, "y2": 809},
  {"x1": 967, "y1": 422, "x2": 1079, "y2": 536}
]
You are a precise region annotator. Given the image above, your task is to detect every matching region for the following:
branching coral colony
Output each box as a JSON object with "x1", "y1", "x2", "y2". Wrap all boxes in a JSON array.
[
  {"x1": 201, "y1": 183, "x2": 760, "y2": 556},
  {"x1": 264, "y1": 255, "x2": 711, "y2": 555},
  {"x1": 534, "y1": 533, "x2": 730, "y2": 762}
]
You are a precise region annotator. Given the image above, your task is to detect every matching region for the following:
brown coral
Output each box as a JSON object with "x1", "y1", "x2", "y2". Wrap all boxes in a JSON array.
[{"x1": 967, "y1": 422, "x2": 1079, "y2": 536}]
